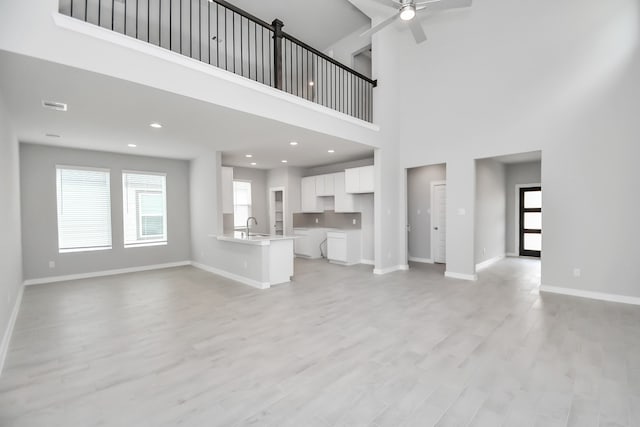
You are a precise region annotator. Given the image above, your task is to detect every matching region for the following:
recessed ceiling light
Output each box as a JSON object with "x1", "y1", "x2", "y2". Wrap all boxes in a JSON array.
[
  {"x1": 149, "y1": 122, "x2": 162, "y2": 128},
  {"x1": 245, "y1": 154, "x2": 253, "y2": 158},
  {"x1": 45, "y1": 133, "x2": 60, "y2": 138},
  {"x1": 309, "y1": 81, "x2": 315, "y2": 86},
  {"x1": 128, "y1": 144, "x2": 137, "y2": 148},
  {"x1": 289, "y1": 141, "x2": 298, "y2": 146},
  {"x1": 250, "y1": 162, "x2": 257, "y2": 166},
  {"x1": 328, "y1": 149, "x2": 335, "y2": 153},
  {"x1": 281, "y1": 160, "x2": 288, "y2": 163}
]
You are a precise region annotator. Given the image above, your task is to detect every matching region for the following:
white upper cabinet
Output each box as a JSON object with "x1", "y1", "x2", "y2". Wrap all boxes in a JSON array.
[
  {"x1": 316, "y1": 174, "x2": 335, "y2": 196},
  {"x1": 333, "y1": 172, "x2": 355, "y2": 212},
  {"x1": 345, "y1": 165, "x2": 374, "y2": 194},
  {"x1": 301, "y1": 176, "x2": 324, "y2": 212},
  {"x1": 222, "y1": 166, "x2": 234, "y2": 214}
]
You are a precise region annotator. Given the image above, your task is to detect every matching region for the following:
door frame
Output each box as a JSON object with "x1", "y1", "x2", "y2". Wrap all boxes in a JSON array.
[
  {"x1": 268, "y1": 186, "x2": 286, "y2": 236},
  {"x1": 515, "y1": 183, "x2": 541, "y2": 257},
  {"x1": 430, "y1": 180, "x2": 446, "y2": 264}
]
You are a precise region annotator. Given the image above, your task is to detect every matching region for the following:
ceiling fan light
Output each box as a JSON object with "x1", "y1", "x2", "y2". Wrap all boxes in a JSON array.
[{"x1": 399, "y1": 4, "x2": 416, "y2": 21}]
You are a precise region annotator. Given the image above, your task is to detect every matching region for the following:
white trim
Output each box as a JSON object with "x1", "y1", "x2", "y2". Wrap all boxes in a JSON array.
[
  {"x1": 191, "y1": 262, "x2": 270, "y2": 290},
  {"x1": 23, "y1": 261, "x2": 191, "y2": 285},
  {"x1": 475, "y1": 254, "x2": 505, "y2": 271},
  {"x1": 514, "y1": 183, "x2": 541, "y2": 256},
  {"x1": 408, "y1": 257, "x2": 434, "y2": 264},
  {"x1": 505, "y1": 252, "x2": 519, "y2": 257},
  {"x1": 56, "y1": 164, "x2": 110, "y2": 173},
  {"x1": 360, "y1": 259, "x2": 375, "y2": 265},
  {"x1": 52, "y1": 13, "x2": 380, "y2": 132},
  {"x1": 373, "y1": 264, "x2": 409, "y2": 275},
  {"x1": 444, "y1": 271, "x2": 478, "y2": 281},
  {"x1": 0, "y1": 285, "x2": 23, "y2": 375},
  {"x1": 540, "y1": 285, "x2": 640, "y2": 306},
  {"x1": 121, "y1": 169, "x2": 167, "y2": 177},
  {"x1": 430, "y1": 180, "x2": 447, "y2": 264}
]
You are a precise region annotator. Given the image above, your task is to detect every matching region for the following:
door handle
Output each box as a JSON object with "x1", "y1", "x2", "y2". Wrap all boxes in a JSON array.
[{"x1": 434, "y1": 227, "x2": 438, "y2": 230}]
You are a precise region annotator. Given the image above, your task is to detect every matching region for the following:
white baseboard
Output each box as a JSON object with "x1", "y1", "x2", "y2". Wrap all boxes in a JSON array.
[
  {"x1": 23, "y1": 261, "x2": 191, "y2": 286},
  {"x1": 1, "y1": 284, "x2": 24, "y2": 375},
  {"x1": 540, "y1": 285, "x2": 640, "y2": 306},
  {"x1": 191, "y1": 262, "x2": 270, "y2": 290},
  {"x1": 408, "y1": 257, "x2": 434, "y2": 264},
  {"x1": 445, "y1": 271, "x2": 478, "y2": 281},
  {"x1": 360, "y1": 259, "x2": 375, "y2": 266},
  {"x1": 373, "y1": 264, "x2": 409, "y2": 275},
  {"x1": 505, "y1": 252, "x2": 518, "y2": 257},
  {"x1": 475, "y1": 254, "x2": 505, "y2": 271}
]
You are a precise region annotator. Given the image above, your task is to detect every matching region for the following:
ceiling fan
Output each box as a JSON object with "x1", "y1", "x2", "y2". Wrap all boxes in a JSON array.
[{"x1": 362, "y1": 0, "x2": 472, "y2": 44}]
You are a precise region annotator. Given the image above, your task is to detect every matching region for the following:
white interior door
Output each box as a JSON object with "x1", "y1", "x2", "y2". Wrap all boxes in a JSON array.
[{"x1": 432, "y1": 184, "x2": 447, "y2": 263}]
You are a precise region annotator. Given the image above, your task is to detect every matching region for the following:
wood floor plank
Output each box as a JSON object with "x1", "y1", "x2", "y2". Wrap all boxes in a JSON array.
[{"x1": 0, "y1": 258, "x2": 638, "y2": 426}]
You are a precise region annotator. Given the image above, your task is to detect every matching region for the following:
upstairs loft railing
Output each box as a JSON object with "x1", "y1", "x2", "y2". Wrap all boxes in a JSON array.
[{"x1": 59, "y1": 0, "x2": 377, "y2": 122}]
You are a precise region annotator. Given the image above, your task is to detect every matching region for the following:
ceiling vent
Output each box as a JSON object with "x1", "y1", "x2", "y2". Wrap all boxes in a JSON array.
[{"x1": 42, "y1": 100, "x2": 67, "y2": 112}]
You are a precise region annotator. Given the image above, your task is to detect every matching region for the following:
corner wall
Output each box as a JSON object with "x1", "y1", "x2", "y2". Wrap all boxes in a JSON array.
[
  {"x1": 475, "y1": 159, "x2": 506, "y2": 265},
  {"x1": 505, "y1": 161, "x2": 541, "y2": 255},
  {"x1": 0, "y1": 93, "x2": 23, "y2": 371},
  {"x1": 19, "y1": 144, "x2": 191, "y2": 280}
]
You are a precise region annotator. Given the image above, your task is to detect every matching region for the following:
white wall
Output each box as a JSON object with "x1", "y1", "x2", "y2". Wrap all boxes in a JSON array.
[
  {"x1": 372, "y1": 0, "x2": 640, "y2": 296},
  {"x1": 0, "y1": 93, "x2": 23, "y2": 368},
  {"x1": 407, "y1": 163, "x2": 446, "y2": 261},
  {"x1": 475, "y1": 159, "x2": 506, "y2": 264},
  {"x1": 267, "y1": 166, "x2": 302, "y2": 236},
  {"x1": 19, "y1": 144, "x2": 192, "y2": 280},
  {"x1": 505, "y1": 161, "x2": 541, "y2": 255}
]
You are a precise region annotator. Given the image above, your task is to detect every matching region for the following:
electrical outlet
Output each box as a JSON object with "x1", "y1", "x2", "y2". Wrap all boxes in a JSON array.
[
  {"x1": 483, "y1": 248, "x2": 486, "y2": 255},
  {"x1": 352, "y1": 219, "x2": 357, "y2": 225},
  {"x1": 417, "y1": 209, "x2": 421, "y2": 215},
  {"x1": 457, "y1": 208, "x2": 466, "y2": 216},
  {"x1": 48, "y1": 261, "x2": 55, "y2": 269},
  {"x1": 573, "y1": 268, "x2": 581, "y2": 277},
  {"x1": 315, "y1": 217, "x2": 319, "y2": 224},
  {"x1": 387, "y1": 251, "x2": 391, "y2": 259},
  {"x1": 243, "y1": 260, "x2": 248, "y2": 269}
]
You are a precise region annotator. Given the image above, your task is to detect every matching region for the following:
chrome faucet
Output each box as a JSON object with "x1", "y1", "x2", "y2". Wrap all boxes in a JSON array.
[{"x1": 246, "y1": 217, "x2": 258, "y2": 236}]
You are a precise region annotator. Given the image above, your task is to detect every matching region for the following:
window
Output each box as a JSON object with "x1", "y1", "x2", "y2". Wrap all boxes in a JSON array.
[
  {"x1": 56, "y1": 166, "x2": 112, "y2": 253},
  {"x1": 233, "y1": 181, "x2": 252, "y2": 228},
  {"x1": 123, "y1": 172, "x2": 167, "y2": 247},
  {"x1": 519, "y1": 186, "x2": 542, "y2": 257}
]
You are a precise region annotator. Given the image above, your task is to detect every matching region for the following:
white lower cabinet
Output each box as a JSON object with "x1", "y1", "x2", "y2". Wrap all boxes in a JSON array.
[
  {"x1": 327, "y1": 230, "x2": 361, "y2": 266},
  {"x1": 293, "y1": 228, "x2": 327, "y2": 259}
]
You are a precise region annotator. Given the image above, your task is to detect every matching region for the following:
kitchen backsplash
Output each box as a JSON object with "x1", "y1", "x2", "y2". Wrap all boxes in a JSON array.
[{"x1": 293, "y1": 211, "x2": 362, "y2": 229}]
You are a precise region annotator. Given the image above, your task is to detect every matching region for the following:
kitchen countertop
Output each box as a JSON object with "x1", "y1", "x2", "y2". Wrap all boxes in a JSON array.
[{"x1": 213, "y1": 232, "x2": 299, "y2": 246}]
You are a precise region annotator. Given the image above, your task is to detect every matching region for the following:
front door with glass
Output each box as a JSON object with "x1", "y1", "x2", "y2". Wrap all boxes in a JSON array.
[{"x1": 519, "y1": 186, "x2": 542, "y2": 257}]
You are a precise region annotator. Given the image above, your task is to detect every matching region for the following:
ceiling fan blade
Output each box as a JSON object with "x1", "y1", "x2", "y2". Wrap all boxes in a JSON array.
[
  {"x1": 360, "y1": 13, "x2": 399, "y2": 38},
  {"x1": 408, "y1": 20, "x2": 427, "y2": 44},
  {"x1": 369, "y1": 0, "x2": 401, "y2": 5}
]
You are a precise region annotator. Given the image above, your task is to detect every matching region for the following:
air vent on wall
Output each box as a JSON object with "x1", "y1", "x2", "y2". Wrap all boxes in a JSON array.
[{"x1": 42, "y1": 100, "x2": 67, "y2": 111}]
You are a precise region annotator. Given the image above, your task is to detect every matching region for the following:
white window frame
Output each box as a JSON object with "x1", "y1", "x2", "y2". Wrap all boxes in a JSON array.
[
  {"x1": 233, "y1": 180, "x2": 252, "y2": 230},
  {"x1": 122, "y1": 170, "x2": 168, "y2": 248},
  {"x1": 56, "y1": 165, "x2": 113, "y2": 253}
]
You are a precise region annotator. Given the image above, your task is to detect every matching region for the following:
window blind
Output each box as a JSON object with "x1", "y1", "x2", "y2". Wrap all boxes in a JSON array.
[
  {"x1": 123, "y1": 172, "x2": 167, "y2": 247},
  {"x1": 233, "y1": 181, "x2": 252, "y2": 228},
  {"x1": 56, "y1": 166, "x2": 112, "y2": 253}
]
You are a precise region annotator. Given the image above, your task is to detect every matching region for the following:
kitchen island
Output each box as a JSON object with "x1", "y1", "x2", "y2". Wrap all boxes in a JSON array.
[{"x1": 211, "y1": 232, "x2": 297, "y2": 289}]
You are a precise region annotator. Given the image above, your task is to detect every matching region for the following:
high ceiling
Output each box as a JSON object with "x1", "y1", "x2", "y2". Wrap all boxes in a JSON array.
[
  {"x1": 0, "y1": 51, "x2": 374, "y2": 168},
  {"x1": 226, "y1": 0, "x2": 371, "y2": 50}
]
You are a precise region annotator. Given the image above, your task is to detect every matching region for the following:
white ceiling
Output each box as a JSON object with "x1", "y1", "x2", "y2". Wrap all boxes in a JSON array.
[
  {"x1": 226, "y1": 0, "x2": 371, "y2": 50},
  {"x1": 0, "y1": 51, "x2": 373, "y2": 168}
]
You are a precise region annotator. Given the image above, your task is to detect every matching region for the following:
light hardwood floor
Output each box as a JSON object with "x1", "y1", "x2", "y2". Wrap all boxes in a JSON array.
[{"x1": 1, "y1": 258, "x2": 639, "y2": 426}]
